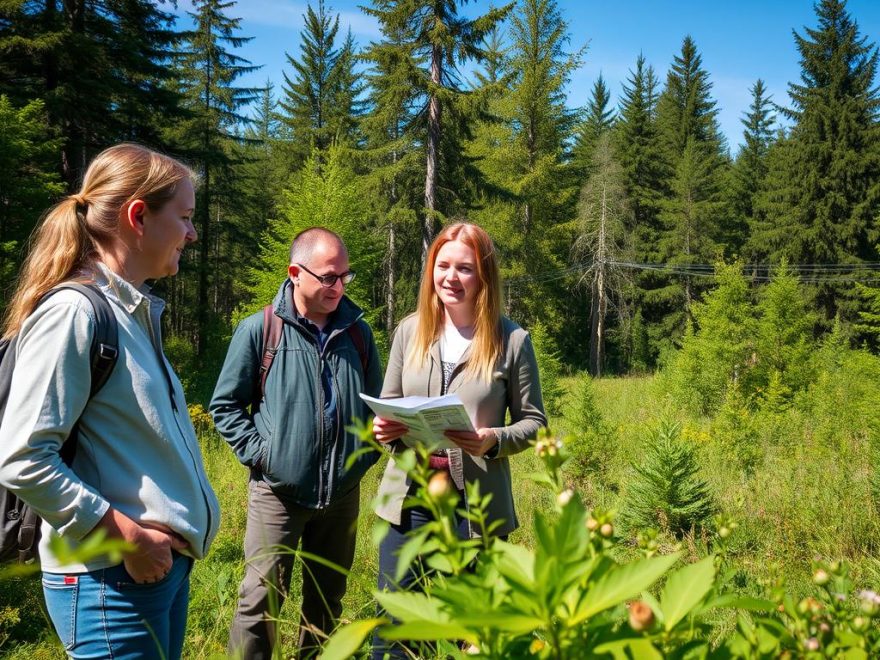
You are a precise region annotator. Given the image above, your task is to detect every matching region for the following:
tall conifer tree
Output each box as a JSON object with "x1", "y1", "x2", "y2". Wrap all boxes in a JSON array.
[
  {"x1": 653, "y1": 36, "x2": 729, "y2": 347},
  {"x1": 571, "y1": 73, "x2": 615, "y2": 181},
  {"x1": 362, "y1": 0, "x2": 511, "y2": 261},
  {"x1": 758, "y1": 0, "x2": 880, "y2": 321},
  {"x1": 173, "y1": 0, "x2": 260, "y2": 352},
  {"x1": 280, "y1": 1, "x2": 361, "y2": 169},
  {"x1": 730, "y1": 79, "x2": 775, "y2": 259}
]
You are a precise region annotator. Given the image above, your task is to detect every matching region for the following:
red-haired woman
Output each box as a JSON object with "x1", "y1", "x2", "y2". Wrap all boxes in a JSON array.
[{"x1": 371, "y1": 222, "x2": 546, "y2": 658}]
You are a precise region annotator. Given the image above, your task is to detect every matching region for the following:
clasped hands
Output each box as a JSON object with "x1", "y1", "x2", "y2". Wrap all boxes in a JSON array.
[{"x1": 372, "y1": 416, "x2": 498, "y2": 457}]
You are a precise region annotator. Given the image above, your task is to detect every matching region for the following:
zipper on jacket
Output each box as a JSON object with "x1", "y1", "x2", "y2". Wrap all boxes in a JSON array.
[{"x1": 315, "y1": 347, "x2": 326, "y2": 508}]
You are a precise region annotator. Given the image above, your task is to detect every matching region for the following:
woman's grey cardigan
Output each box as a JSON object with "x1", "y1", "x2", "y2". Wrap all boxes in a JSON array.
[{"x1": 374, "y1": 315, "x2": 547, "y2": 538}]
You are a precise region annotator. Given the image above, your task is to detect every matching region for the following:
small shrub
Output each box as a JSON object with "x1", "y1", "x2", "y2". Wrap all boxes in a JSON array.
[
  {"x1": 529, "y1": 319, "x2": 565, "y2": 416},
  {"x1": 564, "y1": 373, "x2": 615, "y2": 487},
  {"x1": 622, "y1": 418, "x2": 716, "y2": 536}
]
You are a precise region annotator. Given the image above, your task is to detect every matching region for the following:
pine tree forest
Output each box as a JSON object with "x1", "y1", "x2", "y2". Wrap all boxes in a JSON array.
[{"x1": 2, "y1": 0, "x2": 879, "y2": 377}]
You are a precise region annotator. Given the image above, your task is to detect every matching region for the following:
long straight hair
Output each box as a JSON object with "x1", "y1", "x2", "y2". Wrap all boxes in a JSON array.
[
  {"x1": 3, "y1": 143, "x2": 195, "y2": 339},
  {"x1": 408, "y1": 222, "x2": 503, "y2": 383}
]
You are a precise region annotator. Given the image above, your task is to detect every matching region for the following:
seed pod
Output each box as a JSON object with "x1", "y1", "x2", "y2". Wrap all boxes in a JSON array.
[
  {"x1": 427, "y1": 471, "x2": 452, "y2": 498},
  {"x1": 852, "y1": 616, "x2": 869, "y2": 632},
  {"x1": 628, "y1": 601, "x2": 655, "y2": 632},
  {"x1": 718, "y1": 526, "x2": 731, "y2": 539},
  {"x1": 586, "y1": 518, "x2": 599, "y2": 531}
]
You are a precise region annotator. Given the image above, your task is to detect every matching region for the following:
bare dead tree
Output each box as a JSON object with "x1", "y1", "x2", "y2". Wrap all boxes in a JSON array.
[{"x1": 573, "y1": 133, "x2": 634, "y2": 377}]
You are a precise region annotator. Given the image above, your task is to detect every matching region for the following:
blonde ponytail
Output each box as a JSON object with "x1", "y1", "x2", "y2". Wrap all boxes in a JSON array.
[{"x1": 2, "y1": 143, "x2": 195, "y2": 339}]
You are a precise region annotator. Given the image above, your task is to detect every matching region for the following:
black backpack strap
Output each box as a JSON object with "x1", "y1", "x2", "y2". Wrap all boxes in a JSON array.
[
  {"x1": 260, "y1": 305, "x2": 284, "y2": 400},
  {"x1": 38, "y1": 282, "x2": 119, "y2": 397},
  {"x1": 40, "y1": 282, "x2": 119, "y2": 463},
  {"x1": 346, "y1": 322, "x2": 369, "y2": 374}
]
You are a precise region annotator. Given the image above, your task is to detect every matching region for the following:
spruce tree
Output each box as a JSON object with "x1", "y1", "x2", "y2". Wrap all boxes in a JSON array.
[
  {"x1": 729, "y1": 79, "x2": 775, "y2": 259},
  {"x1": 0, "y1": 0, "x2": 185, "y2": 185},
  {"x1": 623, "y1": 419, "x2": 715, "y2": 536},
  {"x1": 362, "y1": 0, "x2": 511, "y2": 260},
  {"x1": 279, "y1": 1, "x2": 362, "y2": 169},
  {"x1": 172, "y1": 0, "x2": 261, "y2": 352},
  {"x1": 360, "y1": 11, "x2": 426, "y2": 331},
  {"x1": 478, "y1": 0, "x2": 582, "y2": 334},
  {"x1": 571, "y1": 73, "x2": 615, "y2": 181},
  {"x1": 653, "y1": 36, "x2": 730, "y2": 346},
  {"x1": 613, "y1": 54, "x2": 667, "y2": 366},
  {"x1": 759, "y1": 0, "x2": 880, "y2": 323},
  {"x1": 0, "y1": 96, "x2": 63, "y2": 299}
]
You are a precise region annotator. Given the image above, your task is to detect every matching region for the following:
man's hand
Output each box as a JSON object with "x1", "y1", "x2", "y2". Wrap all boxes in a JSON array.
[{"x1": 445, "y1": 428, "x2": 498, "y2": 457}]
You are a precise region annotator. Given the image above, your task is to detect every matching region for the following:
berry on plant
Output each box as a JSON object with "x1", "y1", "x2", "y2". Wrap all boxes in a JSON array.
[{"x1": 628, "y1": 601, "x2": 655, "y2": 631}]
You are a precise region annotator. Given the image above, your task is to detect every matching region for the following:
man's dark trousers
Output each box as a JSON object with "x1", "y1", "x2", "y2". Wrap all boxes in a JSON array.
[{"x1": 228, "y1": 479, "x2": 360, "y2": 659}]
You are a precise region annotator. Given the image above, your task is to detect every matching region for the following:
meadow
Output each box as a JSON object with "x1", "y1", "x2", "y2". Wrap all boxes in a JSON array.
[{"x1": 2, "y1": 360, "x2": 878, "y2": 657}]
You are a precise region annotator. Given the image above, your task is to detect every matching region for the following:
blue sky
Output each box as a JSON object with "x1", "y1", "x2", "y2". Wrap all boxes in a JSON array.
[{"x1": 170, "y1": 0, "x2": 880, "y2": 151}]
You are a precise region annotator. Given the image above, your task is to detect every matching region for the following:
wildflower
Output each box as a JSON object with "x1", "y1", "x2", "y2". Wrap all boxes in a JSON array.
[
  {"x1": 804, "y1": 637, "x2": 820, "y2": 652},
  {"x1": 529, "y1": 639, "x2": 546, "y2": 654},
  {"x1": 857, "y1": 590, "x2": 880, "y2": 617},
  {"x1": 556, "y1": 489, "x2": 573, "y2": 506},
  {"x1": 812, "y1": 569, "x2": 830, "y2": 586},
  {"x1": 628, "y1": 601, "x2": 654, "y2": 631}
]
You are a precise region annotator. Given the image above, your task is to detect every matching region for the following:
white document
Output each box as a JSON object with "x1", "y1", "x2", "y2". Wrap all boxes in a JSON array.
[{"x1": 359, "y1": 393, "x2": 475, "y2": 450}]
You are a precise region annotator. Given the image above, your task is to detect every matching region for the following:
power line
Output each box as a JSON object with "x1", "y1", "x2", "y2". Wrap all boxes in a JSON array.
[{"x1": 506, "y1": 260, "x2": 880, "y2": 287}]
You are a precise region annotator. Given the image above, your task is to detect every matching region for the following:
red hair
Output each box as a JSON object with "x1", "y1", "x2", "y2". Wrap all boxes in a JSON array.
[{"x1": 408, "y1": 222, "x2": 502, "y2": 382}]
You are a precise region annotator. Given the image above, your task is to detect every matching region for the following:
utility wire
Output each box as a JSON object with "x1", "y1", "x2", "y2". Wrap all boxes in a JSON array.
[{"x1": 506, "y1": 260, "x2": 880, "y2": 287}]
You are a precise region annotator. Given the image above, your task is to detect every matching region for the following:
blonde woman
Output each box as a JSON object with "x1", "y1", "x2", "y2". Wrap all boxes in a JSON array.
[
  {"x1": 0, "y1": 144, "x2": 220, "y2": 659},
  {"x1": 372, "y1": 222, "x2": 546, "y2": 658}
]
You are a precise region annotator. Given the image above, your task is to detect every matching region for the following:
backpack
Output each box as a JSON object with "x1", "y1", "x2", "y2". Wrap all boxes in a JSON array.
[
  {"x1": 258, "y1": 304, "x2": 369, "y2": 399},
  {"x1": 0, "y1": 283, "x2": 118, "y2": 563}
]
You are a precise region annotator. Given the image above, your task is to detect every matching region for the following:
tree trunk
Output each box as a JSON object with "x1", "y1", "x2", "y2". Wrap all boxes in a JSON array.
[
  {"x1": 60, "y1": 0, "x2": 86, "y2": 187},
  {"x1": 423, "y1": 41, "x2": 442, "y2": 265}
]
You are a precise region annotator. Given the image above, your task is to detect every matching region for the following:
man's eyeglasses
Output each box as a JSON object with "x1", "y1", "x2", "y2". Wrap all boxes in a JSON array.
[{"x1": 297, "y1": 263, "x2": 356, "y2": 288}]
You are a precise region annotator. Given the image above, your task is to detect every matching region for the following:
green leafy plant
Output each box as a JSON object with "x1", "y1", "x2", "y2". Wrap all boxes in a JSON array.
[
  {"x1": 321, "y1": 430, "x2": 754, "y2": 659},
  {"x1": 622, "y1": 418, "x2": 716, "y2": 536}
]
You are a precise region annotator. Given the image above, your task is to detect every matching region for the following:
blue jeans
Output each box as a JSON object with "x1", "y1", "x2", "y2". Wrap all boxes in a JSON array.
[{"x1": 42, "y1": 552, "x2": 193, "y2": 659}]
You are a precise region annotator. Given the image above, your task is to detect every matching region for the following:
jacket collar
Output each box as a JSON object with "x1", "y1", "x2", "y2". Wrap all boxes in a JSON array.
[
  {"x1": 93, "y1": 262, "x2": 165, "y2": 315},
  {"x1": 272, "y1": 277, "x2": 364, "y2": 331}
]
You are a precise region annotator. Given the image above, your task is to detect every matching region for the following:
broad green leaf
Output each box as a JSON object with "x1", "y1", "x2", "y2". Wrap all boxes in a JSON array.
[
  {"x1": 375, "y1": 591, "x2": 447, "y2": 623},
  {"x1": 701, "y1": 594, "x2": 775, "y2": 612},
  {"x1": 493, "y1": 541, "x2": 535, "y2": 588},
  {"x1": 458, "y1": 613, "x2": 544, "y2": 634},
  {"x1": 595, "y1": 637, "x2": 664, "y2": 660},
  {"x1": 379, "y1": 621, "x2": 478, "y2": 644},
  {"x1": 319, "y1": 618, "x2": 384, "y2": 660},
  {"x1": 371, "y1": 519, "x2": 390, "y2": 547},
  {"x1": 660, "y1": 554, "x2": 715, "y2": 630},
  {"x1": 571, "y1": 552, "x2": 681, "y2": 624},
  {"x1": 394, "y1": 528, "x2": 429, "y2": 582}
]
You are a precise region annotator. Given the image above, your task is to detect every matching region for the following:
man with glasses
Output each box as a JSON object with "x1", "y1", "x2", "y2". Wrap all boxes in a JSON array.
[{"x1": 211, "y1": 227, "x2": 382, "y2": 659}]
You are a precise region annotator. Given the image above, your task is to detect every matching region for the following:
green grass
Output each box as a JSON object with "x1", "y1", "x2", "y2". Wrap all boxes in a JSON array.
[{"x1": 2, "y1": 372, "x2": 879, "y2": 657}]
